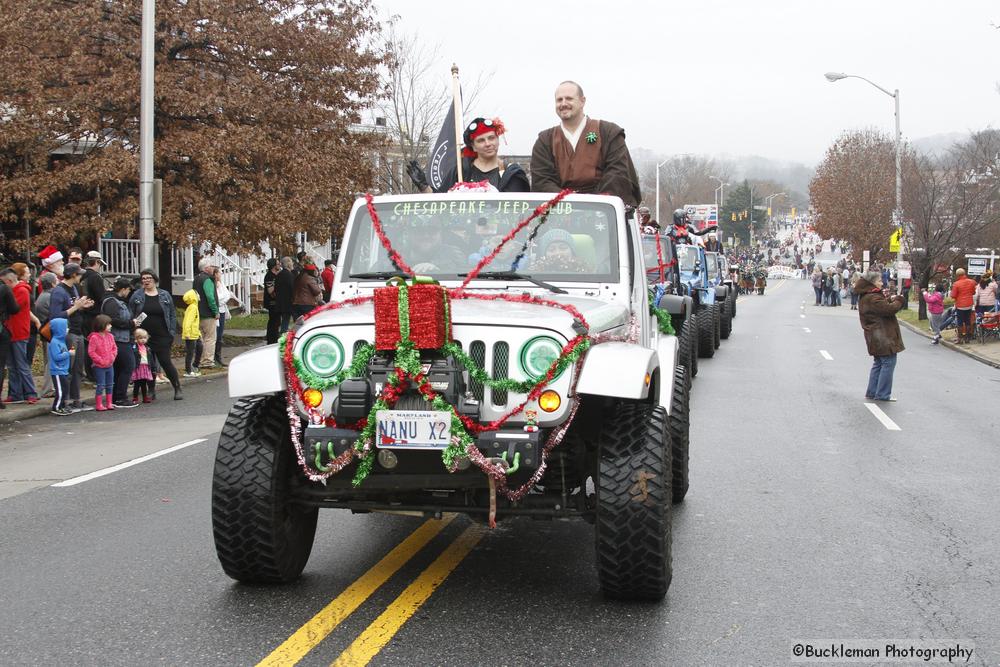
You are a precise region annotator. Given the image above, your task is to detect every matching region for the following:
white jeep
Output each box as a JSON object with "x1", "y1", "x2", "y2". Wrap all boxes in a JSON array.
[{"x1": 212, "y1": 192, "x2": 690, "y2": 600}]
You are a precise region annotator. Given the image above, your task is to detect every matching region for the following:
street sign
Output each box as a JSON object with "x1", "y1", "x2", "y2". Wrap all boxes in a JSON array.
[
  {"x1": 967, "y1": 258, "x2": 988, "y2": 276},
  {"x1": 889, "y1": 227, "x2": 902, "y2": 253}
]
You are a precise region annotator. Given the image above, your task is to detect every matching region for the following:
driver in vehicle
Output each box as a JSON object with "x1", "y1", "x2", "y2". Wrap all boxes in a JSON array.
[
  {"x1": 402, "y1": 222, "x2": 466, "y2": 274},
  {"x1": 530, "y1": 228, "x2": 593, "y2": 273}
]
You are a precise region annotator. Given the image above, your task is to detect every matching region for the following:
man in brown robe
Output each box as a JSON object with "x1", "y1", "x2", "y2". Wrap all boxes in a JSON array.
[{"x1": 530, "y1": 81, "x2": 642, "y2": 206}]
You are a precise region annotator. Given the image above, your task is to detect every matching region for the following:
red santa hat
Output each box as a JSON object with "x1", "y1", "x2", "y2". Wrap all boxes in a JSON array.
[
  {"x1": 39, "y1": 245, "x2": 63, "y2": 267},
  {"x1": 461, "y1": 117, "x2": 506, "y2": 158}
]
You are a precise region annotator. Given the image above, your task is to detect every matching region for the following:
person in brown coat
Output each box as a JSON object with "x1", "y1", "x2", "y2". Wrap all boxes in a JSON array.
[
  {"x1": 530, "y1": 81, "x2": 642, "y2": 206},
  {"x1": 856, "y1": 271, "x2": 905, "y2": 402},
  {"x1": 292, "y1": 259, "x2": 323, "y2": 319}
]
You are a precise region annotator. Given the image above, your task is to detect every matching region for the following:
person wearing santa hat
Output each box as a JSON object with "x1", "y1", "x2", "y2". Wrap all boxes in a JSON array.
[
  {"x1": 37, "y1": 245, "x2": 65, "y2": 296},
  {"x1": 407, "y1": 117, "x2": 530, "y2": 193}
]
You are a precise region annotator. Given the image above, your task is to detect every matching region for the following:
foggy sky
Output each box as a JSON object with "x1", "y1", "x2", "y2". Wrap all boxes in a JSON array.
[{"x1": 373, "y1": 0, "x2": 999, "y2": 166}]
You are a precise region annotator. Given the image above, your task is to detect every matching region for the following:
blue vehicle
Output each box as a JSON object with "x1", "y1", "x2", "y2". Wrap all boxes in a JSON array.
[
  {"x1": 704, "y1": 251, "x2": 735, "y2": 339},
  {"x1": 676, "y1": 243, "x2": 721, "y2": 358},
  {"x1": 642, "y1": 232, "x2": 699, "y2": 383}
]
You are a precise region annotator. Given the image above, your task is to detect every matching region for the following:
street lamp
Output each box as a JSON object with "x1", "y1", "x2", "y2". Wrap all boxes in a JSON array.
[
  {"x1": 655, "y1": 158, "x2": 670, "y2": 225},
  {"x1": 765, "y1": 192, "x2": 785, "y2": 228},
  {"x1": 824, "y1": 71, "x2": 903, "y2": 241},
  {"x1": 710, "y1": 176, "x2": 728, "y2": 209}
]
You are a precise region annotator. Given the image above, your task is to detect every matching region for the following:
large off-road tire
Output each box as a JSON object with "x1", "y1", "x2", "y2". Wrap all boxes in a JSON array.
[
  {"x1": 720, "y1": 300, "x2": 733, "y2": 340},
  {"x1": 697, "y1": 307, "x2": 716, "y2": 358},
  {"x1": 712, "y1": 304, "x2": 721, "y2": 349},
  {"x1": 212, "y1": 394, "x2": 318, "y2": 583},
  {"x1": 729, "y1": 292, "x2": 737, "y2": 318},
  {"x1": 596, "y1": 403, "x2": 673, "y2": 601},
  {"x1": 669, "y1": 366, "x2": 690, "y2": 504},
  {"x1": 676, "y1": 317, "x2": 695, "y2": 384},
  {"x1": 684, "y1": 315, "x2": 698, "y2": 379}
]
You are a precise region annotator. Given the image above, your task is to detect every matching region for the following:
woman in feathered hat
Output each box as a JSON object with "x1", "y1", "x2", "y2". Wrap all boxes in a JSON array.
[{"x1": 407, "y1": 117, "x2": 530, "y2": 193}]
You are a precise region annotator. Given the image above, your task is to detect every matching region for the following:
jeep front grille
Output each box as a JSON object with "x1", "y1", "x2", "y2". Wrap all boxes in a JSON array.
[
  {"x1": 491, "y1": 342, "x2": 509, "y2": 406},
  {"x1": 353, "y1": 339, "x2": 369, "y2": 354},
  {"x1": 469, "y1": 341, "x2": 486, "y2": 402}
]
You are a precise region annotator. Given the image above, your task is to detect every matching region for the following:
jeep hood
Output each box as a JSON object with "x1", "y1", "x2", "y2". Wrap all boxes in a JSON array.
[{"x1": 303, "y1": 294, "x2": 629, "y2": 336}]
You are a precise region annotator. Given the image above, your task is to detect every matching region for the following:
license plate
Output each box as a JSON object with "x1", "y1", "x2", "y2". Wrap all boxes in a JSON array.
[{"x1": 375, "y1": 410, "x2": 451, "y2": 449}]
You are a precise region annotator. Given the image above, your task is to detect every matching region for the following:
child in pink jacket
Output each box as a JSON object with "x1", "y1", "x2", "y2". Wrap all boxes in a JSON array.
[
  {"x1": 88, "y1": 314, "x2": 119, "y2": 411},
  {"x1": 921, "y1": 284, "x2": 945, "y2": 344}
]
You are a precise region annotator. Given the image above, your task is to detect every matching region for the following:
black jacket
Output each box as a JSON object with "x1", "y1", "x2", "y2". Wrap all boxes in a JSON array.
[
  {"x1": 193, "y1": 271, "x2": 218, "y2": 319},
  {"x1": 434, "y1": 158, "x2": 531, "y2": 193},
  {"x1": 273, "y1": 269, "x2": 294, "y2": 314},
  {"x1": 0, "y1": 282, "x2": 18, "y2": 323},
  {"x1": 80, "y1": 268, "x2": 106, "y2": 325}
]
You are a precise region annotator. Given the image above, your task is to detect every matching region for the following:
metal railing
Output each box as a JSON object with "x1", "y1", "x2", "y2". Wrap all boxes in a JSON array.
[{"x1": 98, "y1": 238, "x2": 140, "y2": 276}]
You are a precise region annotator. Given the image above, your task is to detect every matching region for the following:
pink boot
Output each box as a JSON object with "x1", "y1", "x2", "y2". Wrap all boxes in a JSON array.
[
  {"x1": 95, "y1": 395, "x2": 107, "y2": 412},
  {"x1": 105, "y1": 394, "x2": 116, "y2": 410}
]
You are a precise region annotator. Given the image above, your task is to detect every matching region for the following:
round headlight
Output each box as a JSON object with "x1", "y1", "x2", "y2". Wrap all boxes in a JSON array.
[
  {"x1": 519, "y1": 336, "x2": 564, "y2": 381},
  {"x1": 302, "y1": 334, "x2": 344, "y2": 377}
]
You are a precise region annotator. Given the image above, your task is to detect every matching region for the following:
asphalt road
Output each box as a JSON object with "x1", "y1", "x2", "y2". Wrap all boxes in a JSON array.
[{"x1": 2, "y1": 279, "x2": 999, "y2": 666}]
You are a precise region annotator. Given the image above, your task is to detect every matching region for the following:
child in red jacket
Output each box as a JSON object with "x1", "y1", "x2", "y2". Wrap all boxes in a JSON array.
[{"x1": 88, "y1": 314, "x2": 118, "y2": 411}]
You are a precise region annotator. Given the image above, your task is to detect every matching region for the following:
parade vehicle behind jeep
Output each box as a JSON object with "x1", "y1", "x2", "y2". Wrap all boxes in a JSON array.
[
  {"x1": 703, "y1": 251, "x2": 734, "y2": 339},
  {"x1": 212, "y1": 192, "x2": 691, "y2": 601},
  {"x1": 676, "y1": 243, "x2": 721, "y2": 358},
  {"x1": 641, "y1": 231, "x2": 698, "y2": 383}
]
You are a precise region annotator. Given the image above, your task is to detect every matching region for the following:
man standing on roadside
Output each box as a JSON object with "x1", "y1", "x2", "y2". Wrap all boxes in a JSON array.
[
  {"x1": 193, "y1": 257, "x2": 219, "y2": 368},
  {"x1": 855, "y1": 270, "x2": 905, "y2": 402},
  {"x1": 48, "y1": 263, "x2": 94, "y2": 411},
  {"x1": 950, "y1": 268, "x2": 977, "y2": 344},
  {"x1": 80, "y1": 251, "x2": 108, "y2": 379},
  {"x1": 1, "y1": 267, "x2": 40, "y2": 404},
  {"x1": 530, "y1": 81, "x2": 642, "y2": 206},
  {"x1": 321, "y1": 260, "x2": 335, "y2": 303},
  {"x1": 264, "y1": 258, "x2": 294, "y2": 345}
]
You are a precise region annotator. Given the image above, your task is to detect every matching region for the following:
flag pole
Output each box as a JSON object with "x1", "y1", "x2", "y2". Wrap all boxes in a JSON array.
[{"x1": 451, "y1": 63, "x2": 463, "y2": 183}]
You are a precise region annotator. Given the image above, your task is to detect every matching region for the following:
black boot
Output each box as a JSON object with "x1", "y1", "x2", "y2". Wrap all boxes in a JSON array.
[{"x1": 173, "y1": 383, "x2": 183, "y2": 400}]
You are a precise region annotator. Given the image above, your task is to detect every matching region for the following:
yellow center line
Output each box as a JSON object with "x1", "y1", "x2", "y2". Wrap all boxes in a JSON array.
[
  {"x1": 256, "y1": 514, "x2": 456, "y2": 667},
  {"x1": 331, "y1": 523, "x2": 487, "y2": 667}
]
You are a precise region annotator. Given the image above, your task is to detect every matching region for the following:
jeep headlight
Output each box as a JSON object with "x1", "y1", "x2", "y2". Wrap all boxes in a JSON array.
[
  {"x1": 519, "y1": 336, "x2": 564, "y2": 380},
  {"x1": 301, "y1": 334, "x2": 344, "y2": 377}
]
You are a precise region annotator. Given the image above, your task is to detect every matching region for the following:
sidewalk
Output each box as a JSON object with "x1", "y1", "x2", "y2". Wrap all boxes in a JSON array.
[
  {"x1": 897, "y1": 319, "x2": 1000, "y2": 370},
  {"x1": 0, "y1": 336, "x2": 266, "y2": 425}
]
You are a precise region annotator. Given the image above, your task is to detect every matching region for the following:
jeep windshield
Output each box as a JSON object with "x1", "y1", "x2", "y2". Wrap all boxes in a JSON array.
[
  {"x1": 675, "y1": 245, "x2": 699, "y2": 272},
  {"x1": 641, "y1": 234, "x2": 675, "y2": 283},
  {"x1": 343, "y1": 198, "x2": 620, "y2": 284},
  {"x1": 705, "y1": 254, "x2": 719, "y2": 280}
]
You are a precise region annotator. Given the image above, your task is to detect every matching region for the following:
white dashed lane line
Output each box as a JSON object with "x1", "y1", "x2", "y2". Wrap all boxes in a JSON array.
[
  {"x1": 864, "y1": 403, "x2": 901, "y2": 431},
  {"x1": 820, "y1": 350, "x2": 833, "y2": 360},
  {"x1": 52, "y1": 438, "x2": 208, "y2": 487},
  {"x1": 803, "y1": 327, "x2": 811, "y2": 333}
]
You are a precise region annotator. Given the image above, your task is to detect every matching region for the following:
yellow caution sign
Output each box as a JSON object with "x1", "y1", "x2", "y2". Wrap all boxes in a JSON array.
[{"x1": 889, "y1": 227, "x2": 902, "y2": 253}]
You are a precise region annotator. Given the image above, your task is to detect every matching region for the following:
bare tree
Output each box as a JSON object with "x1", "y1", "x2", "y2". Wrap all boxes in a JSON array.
[
  {"x1": 373, "y1": 23, "x2": 492, "y2": 193},
  {"x1": 907, "y1": 129, "x2": 1000, "y2": 317},
  {"x1": 637, "y1": 155, "x2": 731, "y2": 222}
]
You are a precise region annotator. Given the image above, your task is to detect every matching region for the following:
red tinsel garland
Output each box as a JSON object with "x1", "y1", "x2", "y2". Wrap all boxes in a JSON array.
[{"x1": 457, "y1": 188, "x2": 573, "y2": 290}]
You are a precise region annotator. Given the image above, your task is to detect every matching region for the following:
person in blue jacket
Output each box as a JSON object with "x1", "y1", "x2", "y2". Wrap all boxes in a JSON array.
[{"x1": 47, "y1": 318, "x2": 72, "y2": 415}]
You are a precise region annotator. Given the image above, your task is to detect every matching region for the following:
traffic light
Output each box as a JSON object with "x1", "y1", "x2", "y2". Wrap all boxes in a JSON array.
[
  {"x1": 767, "y1": 207, "x2": 772, "y2": 217},
  {"x1": 791, "y1": 207, "x2": 796, "y2": 218},
  {"x1": 731, "y1": 212, "x2": 736, "y2": 221}
]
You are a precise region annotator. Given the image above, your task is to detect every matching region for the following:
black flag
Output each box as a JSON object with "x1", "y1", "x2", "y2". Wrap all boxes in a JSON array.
[{"x1": 425, "y1": 97, "x2": 460, "y2": 191}]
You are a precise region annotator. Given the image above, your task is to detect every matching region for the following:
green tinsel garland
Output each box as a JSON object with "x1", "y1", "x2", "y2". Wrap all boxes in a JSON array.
[
  {"x1": 648, "y1": 291, "x2": 676, "y2": 335},
  {"x1": 283, "y1": 332, "x2": 377, "y2": 391}
]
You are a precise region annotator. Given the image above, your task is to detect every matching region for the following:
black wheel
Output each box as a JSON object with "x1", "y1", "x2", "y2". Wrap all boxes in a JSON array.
[
  {"x1": 669, "y1": 366, "x2": 690, "y2": 504},
  {"x1": 712, "y1": 304, "x2": 721, "y2": 349},
  {"x1": 720, "y1": 300, "x2": 732, "y2": 340},
  {"x1": 596, "y1": 403, "x2": 673, "y2": 601},
  {"x1": 212, "y1": 394, "x2": 318, "y2": 583},
  {"x1": 729, "y1": 292, "x2": 737, "y2": 318},
  {"x1": 676, "y1": 317, "x2": 695, "y2": 384},
  {"x1": 697, "y1": 308, "x2": 716, "y2": 358},
  {"x1": 684, "y1": 314, "x2": 699, "y2": 378}
]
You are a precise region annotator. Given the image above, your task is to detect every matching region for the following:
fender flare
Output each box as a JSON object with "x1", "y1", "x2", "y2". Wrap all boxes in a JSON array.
[
  {"x1": 577, "y1": 342, "x2": 658, "y2": 402},
  {"x1": 229, "y1": 344, "x2": 286, "y2": 398}
]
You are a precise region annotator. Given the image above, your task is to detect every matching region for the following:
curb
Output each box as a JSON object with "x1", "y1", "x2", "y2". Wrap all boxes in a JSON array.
[
  {"x1": 898, "y1": 319, "x2": 1000, "y2": 370},
  {"x1": 0, "y1": 366, "x2": 231, "y2": 426}
]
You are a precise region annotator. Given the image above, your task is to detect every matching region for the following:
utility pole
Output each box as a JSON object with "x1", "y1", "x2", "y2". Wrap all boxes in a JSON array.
[{"x1": 139, "y1": 0, "x2": 156, "y2": 272}]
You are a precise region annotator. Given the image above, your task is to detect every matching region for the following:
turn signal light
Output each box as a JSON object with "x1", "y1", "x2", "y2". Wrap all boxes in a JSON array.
[
  {"x1": 538, "y1": 390, "x2": 561, "y2": 412},
  {"x1": 302, "y1": 388, "x2": 323, "y2": 408}
]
